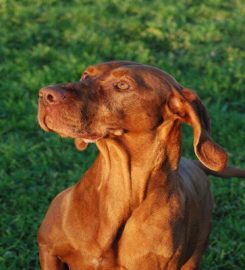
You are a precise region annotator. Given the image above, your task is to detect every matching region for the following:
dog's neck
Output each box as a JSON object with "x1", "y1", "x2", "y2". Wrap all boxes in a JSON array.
[
  {"x1": 82, "y1": 120, "x2": 183, "y2": 250},
  {"x1": 96, "y1": 119, "x2": 182, "y2": 209}
]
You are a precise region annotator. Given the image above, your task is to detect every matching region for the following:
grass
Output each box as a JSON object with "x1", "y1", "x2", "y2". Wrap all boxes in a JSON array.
[{"x1": 0, "y1": 0, "x2": 244, "y2": 269}]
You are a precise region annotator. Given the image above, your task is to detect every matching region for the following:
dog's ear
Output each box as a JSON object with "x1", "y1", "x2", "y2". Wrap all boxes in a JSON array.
[
  {"x1": 74, "y1": 138, "x2": 88, "y2": 151},
  {"x1": 166, "y1": 88, "x2": 227, "y2": 171}
]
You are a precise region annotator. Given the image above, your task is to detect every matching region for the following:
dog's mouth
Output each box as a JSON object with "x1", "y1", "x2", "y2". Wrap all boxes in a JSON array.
[
  {"x1": 38, "y1": 112, "x2": 106, "y2": 143},
  {"x1": 41, "y1": 117, "x2": 102, "y2": 140},
  {"x1": 41, "y1": 118, "x2": 125, "y2": 144},
  {"x1": 38, "y1": 100, "x2": 125, "y2": 143},
  {"x1": 76, "y1": 133, "x2": 104, "y2": 143}
]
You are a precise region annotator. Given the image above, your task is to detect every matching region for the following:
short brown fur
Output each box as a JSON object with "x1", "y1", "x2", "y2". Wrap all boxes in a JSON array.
[{"x1": 37, "y1": 61, "x2": 244, "y2": 270}]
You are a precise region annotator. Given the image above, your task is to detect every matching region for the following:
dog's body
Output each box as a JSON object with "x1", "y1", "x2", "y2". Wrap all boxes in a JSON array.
[
  {"x1": 38, "y1": 157, "x2": 212, "y2": 270},
  {"x1": 38, "y1": 61, "x2": 244, "y2": 270}
]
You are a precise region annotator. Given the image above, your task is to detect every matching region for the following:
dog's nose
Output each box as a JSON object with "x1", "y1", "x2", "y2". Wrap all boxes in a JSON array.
[{"x1": 39, "y1": 86, "x2": 67, "y2": 104}]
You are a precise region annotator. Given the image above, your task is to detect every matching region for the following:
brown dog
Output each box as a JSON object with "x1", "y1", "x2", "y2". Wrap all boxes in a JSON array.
[{"x1": 37, "y1": 61, "x2": 244, "y2": 270}]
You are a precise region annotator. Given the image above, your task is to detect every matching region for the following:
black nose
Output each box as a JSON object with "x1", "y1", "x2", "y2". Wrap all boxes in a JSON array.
[{"x1": 39, "y1": 86, "x2": 67, "y2": 104}]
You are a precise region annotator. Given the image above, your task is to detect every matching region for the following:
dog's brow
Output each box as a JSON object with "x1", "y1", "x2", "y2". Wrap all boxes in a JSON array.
[
  {"x1": 111, "y1": 70, "x2": 130, "y2": 77},
  {"x1": 87, "y1": 67, "x2": 96, "y2": 73}
]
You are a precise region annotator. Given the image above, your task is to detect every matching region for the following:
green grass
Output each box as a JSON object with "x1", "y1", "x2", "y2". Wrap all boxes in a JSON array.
[{"x1": 0, "y1": 0, "x2": 244, "y2": 269}]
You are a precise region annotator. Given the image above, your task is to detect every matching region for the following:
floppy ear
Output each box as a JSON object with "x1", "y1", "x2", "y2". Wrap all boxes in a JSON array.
[
  {"x1": 74, "y1": 138, "x2": 88, "y2": 151},
  {"x1": 167, "y1": 88, "x2": 227, "y2": 171}
]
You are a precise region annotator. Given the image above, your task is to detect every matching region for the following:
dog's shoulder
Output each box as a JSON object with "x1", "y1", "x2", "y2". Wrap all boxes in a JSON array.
[{"x1": 37, "y1": 186, "x2": 74, "y2": 244}]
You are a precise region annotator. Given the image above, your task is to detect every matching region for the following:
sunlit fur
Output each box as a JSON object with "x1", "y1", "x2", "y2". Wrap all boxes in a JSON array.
[{"x1": 37, "y1": 61, "x2": 244, "y2": 270}]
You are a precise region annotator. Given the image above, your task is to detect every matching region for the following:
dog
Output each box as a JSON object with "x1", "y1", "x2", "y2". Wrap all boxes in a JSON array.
[{"x1": 37, "y1": 61, "x2": 245, "y2": 269}]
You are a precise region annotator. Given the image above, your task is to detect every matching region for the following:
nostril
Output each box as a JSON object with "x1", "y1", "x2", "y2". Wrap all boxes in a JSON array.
[{"x1": 39, "y1": 86, "x2": 67, "y2": 104}]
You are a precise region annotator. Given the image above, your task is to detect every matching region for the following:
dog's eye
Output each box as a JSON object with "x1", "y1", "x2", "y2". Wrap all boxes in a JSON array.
[{"x1": 115, "y1": 81, "x2": 129, "y2": 90}]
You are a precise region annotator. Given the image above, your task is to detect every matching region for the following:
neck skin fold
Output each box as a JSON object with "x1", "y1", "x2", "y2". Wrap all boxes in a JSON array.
[
  {"x1": 75, "y1": 119, "x2": 182, "y2": 252},
  {"x1": 96, "y1": 119, "x2": 182, "y2": 209}
]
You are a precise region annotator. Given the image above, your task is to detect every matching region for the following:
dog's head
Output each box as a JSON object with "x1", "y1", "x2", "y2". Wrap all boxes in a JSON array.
[{"x1": 38, "y1": 61, "x2": 227, "y2": 171}]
